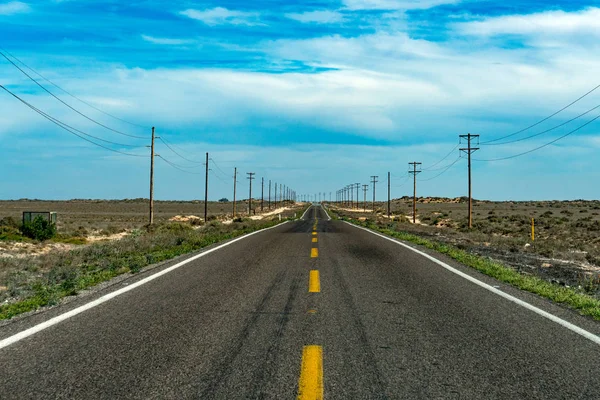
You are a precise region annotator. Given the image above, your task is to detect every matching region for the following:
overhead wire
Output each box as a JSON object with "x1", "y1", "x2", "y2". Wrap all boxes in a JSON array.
[
  {"x1": 474, "y1": 112, "x2": 600, "y2": 162},
  {"x1": 158, "y1": 155, "x2": 204, "y2": 174},
  {"x1": 0, "y1": 84, "x2": 148, "y2": 157},
  {"x1": 422, "y1": 143, "x2": 459, "y2": 171},
  {"x1": 210, "y1": 170, "x2": 228, "y2": 184},
  {"x1": 0, "y1": 49, "x2": 148, "y2": 139},
  {"x1": 481, "y1": 83, "x2": 600, "y2": 144},
  {"x1": 0, "y1": 46, "x2": 150, "y2": 130},
  {"x1": 210, "y1": 159, "x2": 230, "y2": 178},
  {"x1": 158, "y1": 137, "x2": 204, "y2": 164},
  {"x1": 421, "y1": 157, "x2": 463, "y2": 182},
  {"x1": 482, "y1": 103, "x2": 600, "y2": 146}
]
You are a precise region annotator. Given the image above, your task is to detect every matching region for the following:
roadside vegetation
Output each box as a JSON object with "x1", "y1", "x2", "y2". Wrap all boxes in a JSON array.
[
  {"x1": 329, "y1": 207, "x2": 600, "y2": 321},
  {"x1": 0, "y1": 217, "x2": 290, "y2": 320}
]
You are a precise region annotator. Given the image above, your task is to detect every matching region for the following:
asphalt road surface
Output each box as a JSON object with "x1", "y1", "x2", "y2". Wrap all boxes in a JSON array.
[{"x1": 1, "y1": 205, "x2": 600, "y2": 399}]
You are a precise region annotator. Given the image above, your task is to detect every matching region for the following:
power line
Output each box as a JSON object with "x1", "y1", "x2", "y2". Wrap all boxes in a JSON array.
[
  {"x1": 474, "y1": 112, "x2": 600, "y2": 162},
  {"x1": 481, "y1": 83, "x2": 600, "y2": 144},
  {"x1": 392, "y1": 174, "x2": 410, "y2": 187},
  {"x1": 0, "y1": 46, "x2": 150, "y2": 130},
  {"x1": 421, "y1": 157, "x2": 463, "y2": 182},
  {"x1": 0, "y1": 85, "x2": 142, "y2": 148},
  {"x1": 210, "y1": 159, "x2": 229, "y2": 178},
  {"x1": 0, "y1": 84, "x2": 147, "y2": 157},
  {"x1": 0, "y1": 49, "x2": 148, "y2": 140},
  {"x1": 210, "y1": 169, "x2": 228, "y2": 184},
  {"x1": 422, "y1": 143, "x2": 459, "y2": 171},
  {"x1": 482, "y1": 103, "x2": 600, "y2": 146},
  {"x1": 158, "y1": 137, "x2": 204, "y2": 164},
  {"x1": 158, "y1": 155, "x2": 204, "y2": 174}
]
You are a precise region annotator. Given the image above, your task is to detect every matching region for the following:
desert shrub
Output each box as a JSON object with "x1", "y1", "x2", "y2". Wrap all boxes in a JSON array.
[
  {"x1": 0, "y1": 216, "x2": 20, "y2": 228},
  {"x1": 100, "y1": 225, "x2": 121, "y2": 236},
  {"x1": 21, "y1": 216, "x2": 56, "y2": 241},
  {"x1": 0, "y1": 226, "x2": 26, "y2": 241},
  {"x1": 156, "y1": 222, "x2": 193, "y2": 233}
]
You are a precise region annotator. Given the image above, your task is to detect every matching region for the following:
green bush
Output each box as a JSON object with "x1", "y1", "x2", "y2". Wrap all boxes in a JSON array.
[{"x1": 21, "y1": 216, "x2": 56, "y2": 241}]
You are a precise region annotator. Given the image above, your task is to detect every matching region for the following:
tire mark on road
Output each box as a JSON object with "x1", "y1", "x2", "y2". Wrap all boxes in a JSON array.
[
  {"x1": 197, "y1": 270, "x2": 286, "y2": 399},
  {"x1": 250, "y1": 272, "x2": 301, "y2": 399},
  {"x1": 332, "y1": 262, "x2": 389, "y2": 399}
]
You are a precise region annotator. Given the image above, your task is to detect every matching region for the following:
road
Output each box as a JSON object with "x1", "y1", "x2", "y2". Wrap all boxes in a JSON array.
[{"x1": 1, "y1": 205, "x2": 600, "y2": 399}]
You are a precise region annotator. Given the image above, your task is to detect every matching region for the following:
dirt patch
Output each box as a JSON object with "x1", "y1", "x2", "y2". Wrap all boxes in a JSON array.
[{"x1": 169, "y1": 215, "x2": 203, "y2": 223}]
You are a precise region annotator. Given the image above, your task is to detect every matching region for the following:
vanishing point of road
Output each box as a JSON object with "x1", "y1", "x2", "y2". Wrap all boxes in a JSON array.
[{"x1": 1, "y1": 205, "x2": 600, "y2": 399}]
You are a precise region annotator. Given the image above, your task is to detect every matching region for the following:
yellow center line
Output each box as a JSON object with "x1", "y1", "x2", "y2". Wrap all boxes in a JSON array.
[
  {"x1": 312, "y1": 232, "x2": 317, "y2": 236},
  {"x1": 312, "y1": 238, "x2": 318, "y2": 243},
  {"x1": 311, "y1": 248, "x2": 318, "y2": 258},
  {"x1": 309, "y1": 270, "x2": 320, "y2": 293},
  {"x1": 297, "y1": 345, "x2": 323, "y2": 400}
]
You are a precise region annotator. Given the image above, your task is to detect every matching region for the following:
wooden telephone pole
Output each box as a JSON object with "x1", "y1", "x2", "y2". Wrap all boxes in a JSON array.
[
  {"x1": 459, "y1": 133, "x2": 480, "y2": 228},
  {"x1": 408, "y1": 162, "x2": 422, "y2": 224},
  {"x1": 148, "y1": 127, "x2": 156, "y2": 225},
  {"x1": 247, "y1": 173, "x2": 255, "y2": 215},
  {"x1": 370, "y1": 176, "x2": 378, "y2": 212},
  {"x1": 204, "y1": 152, "x2": 209, "y2": 223},
  {"x1": 261, "y1": 177, "x2": 264, "y2": 212},
  {"x1": 268, "y1": 180, "x2": 271, "y2": 210},
  {"x1": 362, "y1": 184, "x2": 368, "y2": 211},
  {"x1": 232, "y1": 167, "x2": 237, "y2": 218},
  {"x1": 387, "y1": 171, "x2": 391, "y2": 218}
]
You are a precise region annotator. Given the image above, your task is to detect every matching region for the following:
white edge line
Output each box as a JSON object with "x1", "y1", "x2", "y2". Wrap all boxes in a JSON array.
[
  {"x1": 320, "y1": 204, "x2": 332, "y2": 221},
  {"x1": 343, "y1": 221, "x2": 600, "y2": 346},
  {"x1": 0, "y1": 221, "x2": 290, "y2": 350},
  {"x1": 300, "y1": 205, "x2": 312, "y2": 220}
]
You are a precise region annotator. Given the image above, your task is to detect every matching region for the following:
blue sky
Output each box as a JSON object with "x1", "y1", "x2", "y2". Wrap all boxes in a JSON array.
[{"x1": 1, "y1": 0, "x2": 600, "y2": 201}]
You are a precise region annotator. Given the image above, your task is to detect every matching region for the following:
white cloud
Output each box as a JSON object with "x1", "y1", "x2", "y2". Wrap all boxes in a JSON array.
[
  {"x1": 180, "y1": 7, "x2": 262, "y2": 26},
  {"x1": 0, "y1": 1, "x2": 30, "y2": 15},
  {"x1": 141, "y1": 35, "x2": 194, "y2": 45},
  {"x1": 455, "y1": 7, "x2": 600, "y2": 37},
  {"x1": 343, "y1": 0, "x2": 458, "y2": 10},
  {"x1": 285, "y1": 10, "x2": 345, "y2": 24}
]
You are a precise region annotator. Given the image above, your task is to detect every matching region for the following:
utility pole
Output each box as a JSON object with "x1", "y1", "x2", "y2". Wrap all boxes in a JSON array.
[
  {"x1": 460, "y1": 133, "x2": 480, "y2": 229},
  {"x1": 233, "y1": 167, "x2": 237, "y2": 218},
  {"x1": 268, "y1": 180, "x2": 271, "y2": 210},
  {"x1": 408, "y1": 162, "x2": 422, "y2": 224},
  {"x1": 261, "y1": 177, "x2": 264, "y2": 212},
  {"x1": 362, "y1": 184, "x2": 368, "y2": 211},
  {"x1": 247, "y1": 172, "x2": 255, "y2": 215},
  {"x1": 387, "y1": 172, "x2": 391, "y2": 218},
  {"x1": 204, "y1": 152, "x2": 209, "y2": 223},
  {"x1": 370, "y1": 176, "x2": 378, "y2": 212},
  {"x1": 355, "y1": 183, "x2": 360, "y2": 209},
  {"x1": 148, "y1": 127, "x2": 156, "y2": 225},
  {"x1": 274, "y1": 182, "x2": 278, "y2": 209}
]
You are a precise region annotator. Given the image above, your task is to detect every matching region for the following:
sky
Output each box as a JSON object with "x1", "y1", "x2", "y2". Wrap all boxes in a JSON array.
[{"x1": 1, "y1": 0, "x2": 600, "y2": 201}]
